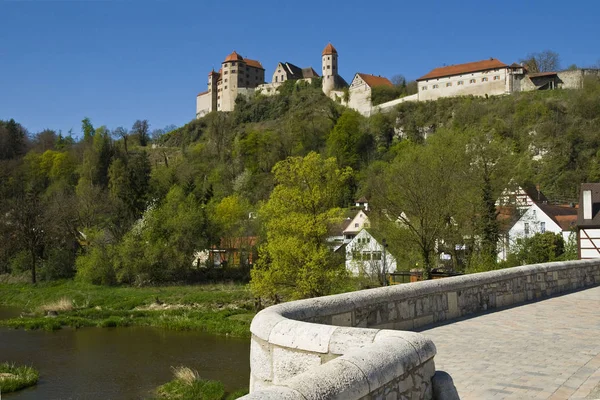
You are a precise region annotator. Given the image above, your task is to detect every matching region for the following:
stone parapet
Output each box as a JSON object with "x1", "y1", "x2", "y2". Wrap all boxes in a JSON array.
[{"x1": 241, "y1": 259, "x2": 600, "y2": 400}]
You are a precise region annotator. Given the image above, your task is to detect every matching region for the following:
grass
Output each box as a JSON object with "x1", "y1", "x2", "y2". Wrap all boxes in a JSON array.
[
  {"x1": 0, "y1": 362, "x2": 39, "y2": 393},
  {"x1": 0, "y1": 281, "x2": 255, "y2": 337},
  {"x1": 155, "y1": 366, "x2": 248, "y2": 400}
]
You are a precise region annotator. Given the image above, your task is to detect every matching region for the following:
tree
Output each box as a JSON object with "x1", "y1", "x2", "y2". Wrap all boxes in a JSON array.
[
  {"x1": 370, "y1": 134, "x2": 473, "y2": 276},
  {"x1": 391, "y1": 74, "x2": 407, "y2": 87},
  {"x1": 132, "y1": 119, "x2": 150, "y2": 147},
  {"x1": 520, "y1": 50, "x2": 560, "y2": 73},
  {"x1": 113, "y1": 126, "x2": 129, "y2": 154},
  {"x1": 327, "y1": 110, "x2": 372, "y2": 170},
  {"x1": 81, "y1": 117, "x2": 95, "y2": 143},
  {"x1": 0, "y1": 119, "x2": 27, "y2": 160},
  {"x1": 251, "y1": 152, "x2": 351, "y2": 303}
]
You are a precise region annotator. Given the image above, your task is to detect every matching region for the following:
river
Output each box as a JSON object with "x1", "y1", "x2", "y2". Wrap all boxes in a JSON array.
[{"x1": 0, "y1": 308, "x2": 250, "y2": 399}]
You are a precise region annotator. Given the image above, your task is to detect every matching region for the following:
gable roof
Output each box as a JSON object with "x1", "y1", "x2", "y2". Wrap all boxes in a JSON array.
[
  {"x1": 538, "y1": 203, "x2": 578, "y2": 231},
  {"x1": 197, "y1": 91, "x2": 209, "y2": 97},
  {"x1": 322, "y1": 43, "x2": 337, "y2": 56},
  {"x1": 417, "y1": 58, "x2": 509, "y2": 81},
  {"x1": 356, "y1": 73, "x2": 393, "y2": 88},
  {"x1": 301, "y1": 67, "x2": 319, "y2": 79},
  {"x1": 522, "y1": 184, "x2": 548, "y2": 204},
  {"x1": 245, "y1": 58, "x2": 264, "y2": 69}
]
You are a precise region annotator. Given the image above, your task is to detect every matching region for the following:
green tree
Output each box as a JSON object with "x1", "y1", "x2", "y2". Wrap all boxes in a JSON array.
[
  {"x1": 327, "y1": 110, "x2": 372, "y2": 170},
  {"x1": 251, "y1": 152, "x2": 351, "y2": 303},
  {"x1": 132, "y1": 119, "x2": 150, "y2": 147},
  {"x1": 81, "y1": 117, "x2": 95, "y2": 143},
  {"x1": 507, "y1": 232, "x2": 566, "y2": 266}
]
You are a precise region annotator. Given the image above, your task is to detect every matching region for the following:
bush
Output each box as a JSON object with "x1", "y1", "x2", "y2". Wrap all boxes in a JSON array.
[
  {"x1": 156, "y1": 366, "x2": 247, "y2": 400},
  {"x1": 0, "y1": 362, "x2": 39, "y2": 393}
]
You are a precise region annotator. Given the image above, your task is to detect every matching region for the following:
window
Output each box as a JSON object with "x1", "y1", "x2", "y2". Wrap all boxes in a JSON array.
[
  {"x1": 493, "y1": 75, "x2": 500, "y2": 80},
  {"x1": 458, "y1": 81, "x2": 464, "y2": 85},
  {"x1": 354, "y1": 223, "x2": 359, "y2": 228},
  {"x1": 275, "y1": 76, "x2": 278, "y2": 82},
  {"x1": 372, "y1": 252, "x2": 382, "y2": 261},
  {"x1": 446, "y1": 82, "x2": 452, "y2": 87},
  {"x1": 540, "y1": 222, "x2": 546, "y2": 233},
  {"x1": 224, "y1": 71, "x2": 228, "y2": 75},
  {"x1": 482, "y1": 77, "x2": 488, "y2": 82},
  {"x1": 224, "y1": 79, "x2": 228, "y2": 82},
  {"x1": 469, "y1": 79, "x2": 476, "y2": 83},
  {"x1": 224, "y1": 86, "x2": 227, "y2": 89},
  {"x1": 352, "y1": 251, "x2": 361, "y2": 260},
  {"x1": 231, "y1": 62, "x2": 236, "y2": 66},
  {"x1": 327, "y1": 65, "x2": 331, "y2": 69},
  {"x1": 231, "y1": 69, "x2": 236, "y2": 73},
  {"x1": 433, "y1": 84, "x2": 439, "y2": 89},
  {"x1": 524, "y1": 222, "x2": 530, "y2": 235},
  {"x1": 422, "y1": 86, "x2": 427, "y2": 90},
  {"x1": 281, "y1": 75, "x2": 284, "y2": 81}
]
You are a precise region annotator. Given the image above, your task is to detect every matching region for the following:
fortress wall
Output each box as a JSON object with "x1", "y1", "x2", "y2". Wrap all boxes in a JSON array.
[{"x1": 240, "y1": 259, "x2": 600, "y2": 400}]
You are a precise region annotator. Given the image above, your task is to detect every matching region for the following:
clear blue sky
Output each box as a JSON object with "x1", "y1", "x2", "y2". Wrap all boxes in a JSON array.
[{"x1": 1, "y1": 0, "x2": 598, "y2": 137}]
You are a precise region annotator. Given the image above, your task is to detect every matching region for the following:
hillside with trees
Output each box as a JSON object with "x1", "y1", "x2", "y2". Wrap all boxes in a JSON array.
[{"x1": 1, "y1": 75, "x2": 599, "y2": 303}]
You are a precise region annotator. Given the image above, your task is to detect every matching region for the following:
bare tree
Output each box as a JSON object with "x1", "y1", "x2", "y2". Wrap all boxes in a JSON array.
[
  {"x1": 391, "y1": 74, "x2": 407, "y2": 87},
  {"x1": 520, "y1": 50, "x2": 560, "y2": 73},
  {"x1": 113, "y1": 126, "x2": 129, "y2": 154}
]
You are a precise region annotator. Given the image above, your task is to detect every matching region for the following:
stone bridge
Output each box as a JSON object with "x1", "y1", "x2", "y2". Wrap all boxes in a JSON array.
[{"x1": 240, "y1": 260, "x2": 600, "y2": 400}]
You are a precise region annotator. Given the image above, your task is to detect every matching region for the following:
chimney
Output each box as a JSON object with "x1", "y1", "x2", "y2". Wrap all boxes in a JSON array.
[{"x1": 583, "y1": 190, "x2": 592, "y2": 219}]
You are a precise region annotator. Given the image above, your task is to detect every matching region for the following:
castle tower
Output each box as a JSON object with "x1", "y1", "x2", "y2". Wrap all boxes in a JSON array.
[
  {"x1": 322, "y1": 43, "x2": 338, "y2": 95},
  {"x1": 208, "y1": 69, "x2": 219, "y2": 112},
  {"x1": 221, "y1": 51, "x2": 244, "y2": 112}
]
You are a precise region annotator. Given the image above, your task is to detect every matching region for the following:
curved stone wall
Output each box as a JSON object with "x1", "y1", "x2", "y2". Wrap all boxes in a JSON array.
[{"x1": 241, "y1": 260, "x2": 600, "y2": 399}]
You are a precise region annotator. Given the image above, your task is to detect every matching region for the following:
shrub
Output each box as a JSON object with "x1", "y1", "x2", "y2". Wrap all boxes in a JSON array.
[{"x1": 0, "y1": 362, "x2": 39, "y2": 393}]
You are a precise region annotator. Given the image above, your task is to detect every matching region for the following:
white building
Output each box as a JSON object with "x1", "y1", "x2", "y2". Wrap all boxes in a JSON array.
[
  {"x1": 345, "y1": 229, "x2": 397, "y2": 277},
  {"x1": 499, "y1": 203, "x2": 577, "y2": 260},
  {"x1": 578, "y1": 183, "x2": 600, "y2": 259},
  {"x1": 416, "y1": 58, "x2": 526, "y2": 102}
]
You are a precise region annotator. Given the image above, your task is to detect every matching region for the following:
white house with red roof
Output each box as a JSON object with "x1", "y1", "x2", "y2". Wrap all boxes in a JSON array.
[{"x1": 416, "y1": 58, "x2": 527, "y2": 101}]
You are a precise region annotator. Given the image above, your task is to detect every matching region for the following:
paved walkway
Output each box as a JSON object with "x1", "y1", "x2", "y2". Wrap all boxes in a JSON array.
[{"x1": 420, "y1": 286, "x2": 600, "y2": 400}]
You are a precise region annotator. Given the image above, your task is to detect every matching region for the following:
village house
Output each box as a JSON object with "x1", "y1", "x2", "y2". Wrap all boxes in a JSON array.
[
  {"x1": 577, "y1": 183, "x2": 600, "y2": 259},
  {"x1": 345, "y1": 229, "x2": 397, "y2": 279}
]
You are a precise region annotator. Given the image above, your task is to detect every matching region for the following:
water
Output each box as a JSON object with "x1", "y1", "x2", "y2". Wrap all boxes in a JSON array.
[{"x1": 0, "y1": 310, "x2": 250, "y2": 399}]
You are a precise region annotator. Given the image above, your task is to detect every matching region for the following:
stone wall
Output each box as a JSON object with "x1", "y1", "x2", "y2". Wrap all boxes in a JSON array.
[{"x1": 240, "y1": 260, "x2": 600, "y2": 400}]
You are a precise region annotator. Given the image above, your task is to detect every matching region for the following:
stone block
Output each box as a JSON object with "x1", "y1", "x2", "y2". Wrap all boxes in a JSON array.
[
  {"x1": 250, "y1": 310, "x2": 286, "y2": 341},
  {"x1": 272, "y1": 346, "x2": 322, "y2": 384},
  {"x1": 446, "y1": 292, "x2": 458, "y2": 319},
  {"x1": 413, "y1": 315, "x2": 434, "y2": 329},
  {"x1": 341, "y1": 339, "x2": 419, "y2": 391},
  {"x1": 329, "y1": 326, "x2": 379, "y2": 355},
  {"x1": 250, "y1": 336, "x2": 272, "y2": 382},
  {"x1": 374, "y1": 331, "x2": 436, "y2": 364},
  {"x1": 399, "y1": 301, "x2": 414, "y2": 320},
  {"x1": 284, "y1": 358, "x2": 370, "y2": 400},
  {"x1": 269, "y1": 319, "x2": 337, "y2": 353},
  {"x1": 331, "y1": 312, "x2": 352, "y2": 327}
]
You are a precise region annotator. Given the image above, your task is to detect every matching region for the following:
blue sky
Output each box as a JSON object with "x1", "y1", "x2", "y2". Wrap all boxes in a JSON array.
[{"x1": 1, "y1": 0, "x2": 598, "y2": 137}]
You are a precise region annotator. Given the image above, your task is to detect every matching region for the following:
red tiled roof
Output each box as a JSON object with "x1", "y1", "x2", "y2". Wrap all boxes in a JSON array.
[
  {"x1": 357, "y1": 73, "x2": 393, "y2": 88},
  {"x1": 245, "y1": 58, "x2": 264, "y2": 69},
  {"x1": 208, "y1": 69, "x2": 220, "y2": 77},
  {"x1": 538, "y1": 203, "x2": 578, "y2": 231},
  {"x1": 417, "y1": 58, "x2": 509, "y2": 81},
  {"x1": 322, "y1": 43, "x2": 337, "y2": 56},
  {"x1": 224, "y1": 51, "x2": 244, "y2": 62},
  {"x1": 197, "y1": 91, "x2": 209, "y2": 96}
]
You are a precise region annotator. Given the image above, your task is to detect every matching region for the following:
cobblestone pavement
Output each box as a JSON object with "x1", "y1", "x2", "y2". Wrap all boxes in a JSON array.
[{"x1": 420, "y1": 286, "x2": 600, "y2": 400}]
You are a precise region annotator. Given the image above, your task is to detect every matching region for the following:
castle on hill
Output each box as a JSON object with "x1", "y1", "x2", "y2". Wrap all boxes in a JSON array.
[{"x1": 196, "y1": 44, "x2": 600, "y2": 118}]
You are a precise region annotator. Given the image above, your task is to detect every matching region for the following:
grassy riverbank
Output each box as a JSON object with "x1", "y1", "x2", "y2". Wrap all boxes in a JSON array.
[
  {"x1": 0, "y1": 281, "x2": 255, "y2": 337},
  {"x1": 0, "y1": 362, "x2": 39, "y2": 393},
  {"x1": 155, "y1": 367, "x2": 247, "y2": 400}
]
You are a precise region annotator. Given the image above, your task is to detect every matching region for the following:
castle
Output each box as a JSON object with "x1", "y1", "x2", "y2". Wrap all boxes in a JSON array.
[{"x1": 196, "y1": 44, "x2": 600, "y2": 118}]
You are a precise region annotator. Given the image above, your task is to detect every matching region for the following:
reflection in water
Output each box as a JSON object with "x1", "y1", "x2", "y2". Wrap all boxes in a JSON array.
[{"x1": 0, "y1": 323, "x2": 250, "y2": 399}]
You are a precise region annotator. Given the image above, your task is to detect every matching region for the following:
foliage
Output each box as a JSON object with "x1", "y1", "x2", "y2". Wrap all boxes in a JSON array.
[
  {"x1": 0, "y1": 362, "x2": 39, "y2": 393},
  {"x1": 505, "y1": 232, "x2": 566, "y2": 266},
  {"x1": 0, "y1": 281, "x2": 254, "y2": 336},
  {"x1": 251, "y1": 152, "x2": 351, "y2": 302},
  {"x1": 371, "y1": 85, "x2": 409, "y2": 106},
  {"x1": 156, "y1": 366, "x2": 247, "y2": 400}
]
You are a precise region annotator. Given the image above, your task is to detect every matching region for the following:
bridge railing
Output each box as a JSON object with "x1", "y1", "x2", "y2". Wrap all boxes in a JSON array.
[{"x1": 241, "y1": 259, "x2": 600, "y2": 400}]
